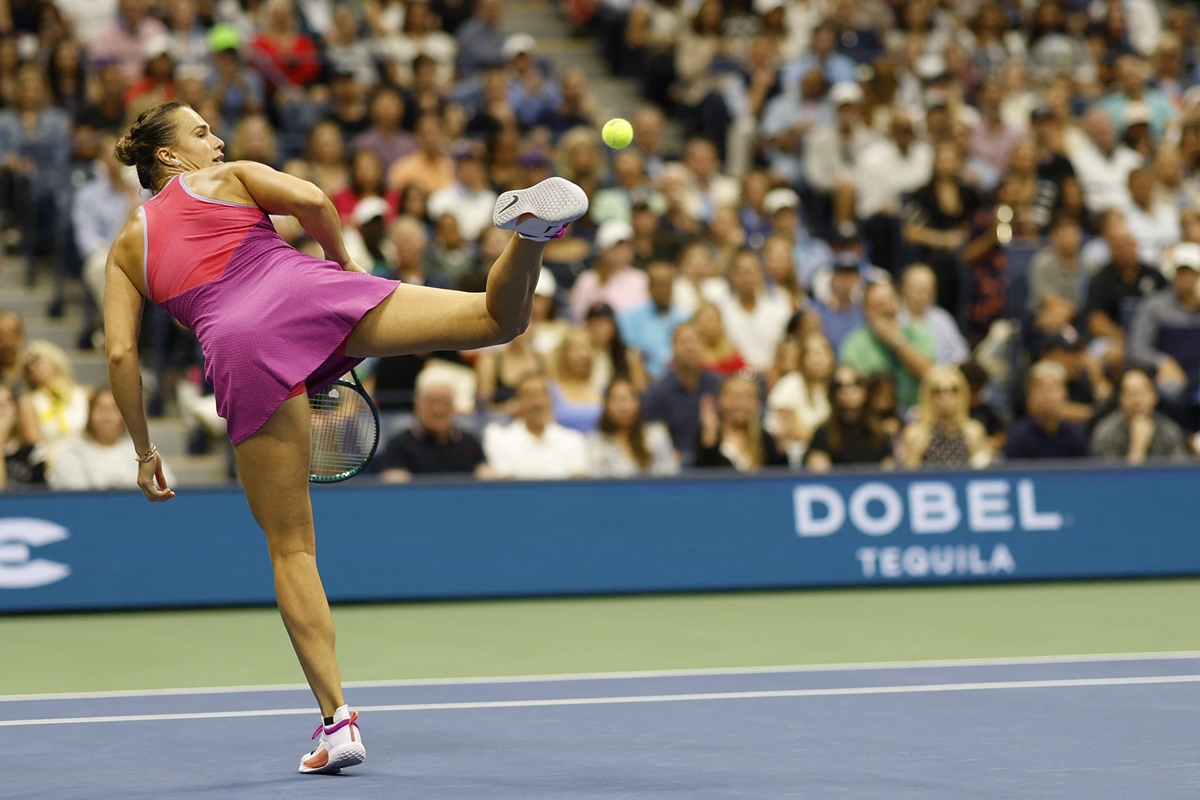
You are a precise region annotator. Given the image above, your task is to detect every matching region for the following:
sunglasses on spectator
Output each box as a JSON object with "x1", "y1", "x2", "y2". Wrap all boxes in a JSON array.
[
  {"x1": 833, "y1": 377, "x2": 865, "y2": 389},
  {"x1": 931, "y1": 385, "x2": 959, "y2": 396}
]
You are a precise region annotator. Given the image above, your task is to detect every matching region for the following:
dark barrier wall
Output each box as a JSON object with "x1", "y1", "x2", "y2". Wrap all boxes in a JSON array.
[{"x1": 1, "y1": 464, "x2": 1197, "y2": 612}]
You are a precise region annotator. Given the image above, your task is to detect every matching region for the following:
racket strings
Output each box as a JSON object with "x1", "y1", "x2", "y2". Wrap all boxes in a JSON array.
[{"x1": 309, "y1": 384, "x2": 377, "y2": 480}]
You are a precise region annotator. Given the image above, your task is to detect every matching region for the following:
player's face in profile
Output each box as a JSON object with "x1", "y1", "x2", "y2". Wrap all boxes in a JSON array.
[{"x1": 168, "y1": 106, "x2": 225, "y2": 170}]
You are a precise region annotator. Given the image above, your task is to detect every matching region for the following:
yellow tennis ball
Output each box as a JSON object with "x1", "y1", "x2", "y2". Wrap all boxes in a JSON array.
[{"x1": 602, "y1": 118, "x2": 634, "y2": 149}]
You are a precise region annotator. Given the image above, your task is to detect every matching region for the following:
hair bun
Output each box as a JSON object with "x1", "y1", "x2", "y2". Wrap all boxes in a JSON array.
[{"x1": 113, "y1": 135, "x2": 138, "y2": 167}]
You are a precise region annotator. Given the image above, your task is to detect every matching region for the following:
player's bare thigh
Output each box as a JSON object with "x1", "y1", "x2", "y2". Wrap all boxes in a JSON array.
[
  {"x1": 233, "y1": 393, "x2": 315, "y2": 553},
  {"x1": 342, "y1": 283, "x2": 497, "y2": 359}
]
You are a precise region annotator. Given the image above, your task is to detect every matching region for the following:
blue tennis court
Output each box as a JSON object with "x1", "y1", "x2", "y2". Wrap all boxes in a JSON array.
[{"x1": 4, "y1": 653, "x2": 1198, "y2": 799}]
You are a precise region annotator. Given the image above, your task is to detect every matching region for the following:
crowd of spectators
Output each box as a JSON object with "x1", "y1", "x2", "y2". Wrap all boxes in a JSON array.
[{"x1": 5, "y1": 0, "x2": 1200, "y2": 491}]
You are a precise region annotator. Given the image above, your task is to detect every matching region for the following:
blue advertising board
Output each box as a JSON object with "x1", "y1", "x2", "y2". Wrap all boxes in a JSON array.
[{"x1": 1, "y1": 464, "x2": 1197, "y2": 612}]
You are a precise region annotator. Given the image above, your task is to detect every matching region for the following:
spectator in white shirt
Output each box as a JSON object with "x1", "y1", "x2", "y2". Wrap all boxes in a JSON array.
[
  {"x1": 483, "y1": 373, "x2": 589, "y2": 479},
  {"x1": 898, "y1": 263, "x2": 970, "y2": 365},
  {"x1": 48, "y1": 388, "x2": 175, "y2": 491},
  {"x1": 718, "y1": 249, "x2": 793, "y2": 372},
  {"x1": 854, "y1": 109, "x2": 933, "y2": 274},
  {"x1": 1067, "y1": 106, "x2": 1143, "y2": 214},
  {"x1": 803, "y1": 81, "x2": 878, "y2": 231},
  {"x1": 427, "y1": 148, "x2": 498, "y2": 242},
  {"x1": 1123, "y1": 167, "x2": 1180, "y2": 266}
]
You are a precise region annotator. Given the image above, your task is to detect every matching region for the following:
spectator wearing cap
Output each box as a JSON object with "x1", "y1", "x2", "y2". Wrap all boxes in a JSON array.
[
  {"x1": 1083, "y1": 225, "x2": 1165, "y2": 375},
  {"x1": 718, "y1": 249, "x2": 792, "y2": 373},
  {"x1": 1028, "y1": 215, "x2": 1087, "y2": 340},
  {"x1": 88, "y1": 0, "x2": 169, "y2": 82},
  {"x1": 840, "y1": 281, "x2": 935, "y2": 413},
  {"x1": 779, "y1": 21, "x2": 858, "y2": 97},
  {"x1": 1128, "y1": 242, "x2": 1200, "y2": 431},
  {"x1": 1123, "y1": 167, "x2": 1180, "y2": 266},
  {"x1": 899, "y1": 264, "x2": 969, "y2": 366},
  {"x1": 759, "y1": 66, "x2": 832, "y2": 186},
  {"x1": 387, "y1": 113, "x2": 456, "y2": 195},
  {"x1": 1002, "y1": 360, "x2": 1091, "y2": 462},
  {"x1": 208, "y1": 26, "x2": 265, "y2": 131},
  {"x1": 802, "y1": 81, "x2": 878, "y2": 235},
  {"x1": 455, "y1": 0, "x2": 508, "y2": 79},
  {"x1": 618, "y1": 262, "x2": 690, "y2": 380},
  {"x1": 569, "y1": 220, "x2": 649, "y2": 322},
  {"x1": 379, "y1": 374, "x2": 491, "y2": 482},
  {"x1": 428, "y1": 147, "x2": 498, "y2": 242},
  {"x1": 641, "y1": 322, "x2": 722, "y2": 466},
  {"x1": 348, "y1": 196, "x2": 396, "y2": 276},
  {"x1": 1034, "y1": 327, "x2": 1111, "y2": 427},
  {"x1": 761, "y1": 188, "x2": 834, "y2": 291},
  {"x1": 854, "y1": 109, "x2": 933, "y2": 275},
  {"x1": 1090, "y1": 367, "x2": 1189, "y2": 464},
  {"x1": 810, "y1": 253, "x2": 865, "y2": 351},
  {"x1": 1067, "y1": 107, "x2": 1143, "y2": 215},
  {"x1": 1096, "y1": 55, "x2": 1177, "y2": 145},
  {"x1": 483, "y1": 374, "x2": 589, "y2": 480},
  {"x1": 503, "y1": 35, "x2": 561, "y2": 130},
  {"x1": 809, "y1": 222, "x2": 890, "y2": 307},
  {"x1": 350, "y1": 86, "x2": 417, "y2": 173}
]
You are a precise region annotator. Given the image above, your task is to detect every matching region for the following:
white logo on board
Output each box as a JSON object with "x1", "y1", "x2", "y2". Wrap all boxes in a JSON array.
[{"x1": 0, "y1": 518, "x2": 71, "y2": 589}]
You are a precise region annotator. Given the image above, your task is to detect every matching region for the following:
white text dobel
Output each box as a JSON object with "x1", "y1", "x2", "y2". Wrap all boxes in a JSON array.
[{"x1": 793, "y1": 479, "x2": 1064, "y2": 537}]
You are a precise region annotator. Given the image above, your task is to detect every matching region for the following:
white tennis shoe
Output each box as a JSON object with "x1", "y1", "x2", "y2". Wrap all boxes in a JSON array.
[
  {"x1": 492, "y1": 177, "x2": 589, "y2": 241},
  {"x1": 298, "y1": 705, "x2": 365, "y2": 774}
]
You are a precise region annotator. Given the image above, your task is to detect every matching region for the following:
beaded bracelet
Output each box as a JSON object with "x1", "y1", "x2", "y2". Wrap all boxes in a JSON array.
[{"x1": 134, "y1": 444, "x2": 159, "y2": 464}]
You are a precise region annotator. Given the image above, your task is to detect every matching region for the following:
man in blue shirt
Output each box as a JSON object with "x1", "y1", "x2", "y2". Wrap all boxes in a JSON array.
[
  {"x1": 641, "y1": 322, "x2": 721, "y2": 466},
  {"x1": 1003, "y1": 360, "x2": 1091, "y2": 461},
  {"x1": 618, "y1": 261, "x2": 690, "y2": 379}
]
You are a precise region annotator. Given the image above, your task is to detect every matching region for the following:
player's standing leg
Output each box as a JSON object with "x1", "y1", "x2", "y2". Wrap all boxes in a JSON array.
[{"x1": 232, "y1": 393, "x2": 364, "y2": 774}]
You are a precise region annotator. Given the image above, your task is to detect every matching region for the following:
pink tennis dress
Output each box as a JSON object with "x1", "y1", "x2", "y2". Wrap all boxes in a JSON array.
[{"x1": 141, "y1": 174, "x2": 399, "y2": 444}]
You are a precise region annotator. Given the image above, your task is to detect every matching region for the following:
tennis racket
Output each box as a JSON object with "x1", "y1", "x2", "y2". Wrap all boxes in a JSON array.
[{"x1": 309, "y1": 370, "x2": 380, "y2": 483}]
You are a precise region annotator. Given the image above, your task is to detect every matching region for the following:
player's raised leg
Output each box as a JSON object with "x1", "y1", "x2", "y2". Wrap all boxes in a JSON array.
[
  {"x1": 232, "y1": 393, "x2": 365, "y2": 774},
  {"x1": 342, "y1": 177, "x2": 587, "y2": 358}
]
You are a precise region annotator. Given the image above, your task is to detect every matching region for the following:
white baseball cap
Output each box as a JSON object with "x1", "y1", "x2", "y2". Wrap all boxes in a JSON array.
[
  {"x1": 762, "y1": 188, "x2": 800, "y2": 217},
  {"x1": 503, "y1": 34, "x2": 537, "y2": 60},
  {"x1": 829, "y1": 81, "x2": 864, "y2": 106},
  {"x1": 351, "y1": 196, "x2": 390, "y2": 227},
  {"x1": 595, "y1": 219, "x2": 634, "y2": 252}
]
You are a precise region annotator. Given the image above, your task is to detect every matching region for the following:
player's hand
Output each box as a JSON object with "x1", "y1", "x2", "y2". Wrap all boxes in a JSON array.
[{"x1": 138, "y1": 454, "x2": 176, "y2": 502}]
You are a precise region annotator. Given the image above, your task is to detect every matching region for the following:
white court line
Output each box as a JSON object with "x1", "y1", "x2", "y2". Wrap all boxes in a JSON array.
[
  {"x1": 2, "y1": 674, "x2": 1199, "y2": 729},
  {"x1": 3, "y1": 650, "x2": 1199, "y2": 704}
]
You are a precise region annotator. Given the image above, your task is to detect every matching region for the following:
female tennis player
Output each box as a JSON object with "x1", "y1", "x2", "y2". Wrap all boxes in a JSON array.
[{"x1": 105, "y1": 102, "x2": 587, "y2": 774}]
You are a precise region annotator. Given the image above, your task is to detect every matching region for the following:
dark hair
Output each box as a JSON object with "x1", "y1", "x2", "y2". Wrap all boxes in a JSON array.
[
  {"x1": 824, "y1": 367, "x2": 885, "y2": 454},
  {"x1": 598, "y1": 378, "x2": 651, "y2": 471},
  {"x1": 114, "y1": 101, "x2": 186, "y2": 191},
  {"x1": 586, "y1": 303, "x2": 633, "y2": 382}
]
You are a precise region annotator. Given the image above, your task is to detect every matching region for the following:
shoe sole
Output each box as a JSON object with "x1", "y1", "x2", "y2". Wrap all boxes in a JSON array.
[
  {"x1": 493, "y1": 177, "x2": 589, "y2": 238},
  {"x1": 299, "y1": 742, "x2": 367, "y2": 775}
]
